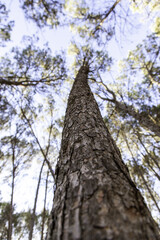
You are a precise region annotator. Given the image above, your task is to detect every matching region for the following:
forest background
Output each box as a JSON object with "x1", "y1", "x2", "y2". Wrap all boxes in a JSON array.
[{"x1": 0, "y1": 0, "x2": 160, "y2": 239}]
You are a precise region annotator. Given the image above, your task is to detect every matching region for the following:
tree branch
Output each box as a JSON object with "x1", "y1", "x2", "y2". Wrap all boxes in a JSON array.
[{"x1": 92, "y1": 0, "x2": 121, "y2": 35}]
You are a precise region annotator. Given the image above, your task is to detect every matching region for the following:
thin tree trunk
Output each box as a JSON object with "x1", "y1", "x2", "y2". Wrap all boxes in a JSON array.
[
  {"x1": 8, "y1": 142, "x2": 16, "y2": 240},
  {"x1": 47, "y1": 66, "x2": 160, "y2": 240},
  {"x1": 20, "y1": 108, "x2": 55, "y2": 180},
  {"x1": 134, "y1": 140, "x2": 160, "y2": 181},
  {"x1": 41, "y1": 170, "x2": 49, "y2": 240},
  {"x1": 135, "y1": 129, "x2": 160, "y2": 172},
  {"x1": 123, "y1": 133, "x2": 160, "y2": 214},
  {"x1": 29, "y1": 160, "x2": 45, "y2": 240}
]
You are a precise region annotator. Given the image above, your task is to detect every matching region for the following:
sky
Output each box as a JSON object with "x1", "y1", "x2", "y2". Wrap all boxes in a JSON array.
[
  {"x1": 3, "y1": 0, "x2": 151, "y2": 62},
  {"x1": 2, "y1": 0, "x2": 70, "y2": 54},
  {"x1": 1, "y1": 0, "x2": 159, "y2": 224}
]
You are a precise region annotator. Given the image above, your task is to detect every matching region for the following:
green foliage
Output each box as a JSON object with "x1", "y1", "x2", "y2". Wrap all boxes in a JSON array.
[
  {"x1": 0, "y1": 1, "x2": 14, "y2": 45},
  {"x1": 20, "y1": 0, "x2": 63, "y2": 28},
  {"x1": 0, "y1": 36, "x2": 66, "y2": 88},
  {"x1": 116, "y1": 34, "x2": 160, "y2": 132},
  {"x1": 129, "y1": 0, "x2": 160, "y2": 35},
  {"x1": 65, "y1": 0, "x2": 119, "y2": 45},
  {"x1": 68, "y1": 41, "x2": 112, "y2": 77},
  {"x1": 0, "y1": 202, "x2": 10, "y2": 239},
  {"x1": 119, "y1": 34, "x2": 160, "y2": 89},
  {"x1": 0, "y1": 202, "x2": 25, "y2": 239},
  {"x1": 0, "y1": 201, "x2": 50, "y2": 239}
]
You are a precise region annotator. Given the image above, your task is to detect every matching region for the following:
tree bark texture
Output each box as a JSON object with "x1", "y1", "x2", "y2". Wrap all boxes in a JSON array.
[{"x1": 47, "y1": 66, "x2": 160, "y2": 240}]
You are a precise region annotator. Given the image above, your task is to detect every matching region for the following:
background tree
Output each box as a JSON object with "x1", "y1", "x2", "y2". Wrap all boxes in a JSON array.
[{"x1": 0, "y1": 20, "x2": 65, "y2": 239}]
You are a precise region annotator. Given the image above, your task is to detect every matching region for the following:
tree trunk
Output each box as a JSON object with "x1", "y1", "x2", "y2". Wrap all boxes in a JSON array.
[
  {"x1": 29, "y1": 160, "x2": 45, "y2": 240},
  {"x1": 41, "y1": 170, "x2": 49, "y2": 240},
  {"x1": 47, "y1": 66, "x2": 160, "y2": 240},
  {"x1": 8, "y1": 142, "x2": 16, "y2": 240}
]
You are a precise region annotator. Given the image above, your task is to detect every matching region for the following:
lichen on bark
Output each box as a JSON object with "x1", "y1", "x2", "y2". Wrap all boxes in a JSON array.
[{"x1": 47, "y1": 65, "x2": 160, "y2": 240}]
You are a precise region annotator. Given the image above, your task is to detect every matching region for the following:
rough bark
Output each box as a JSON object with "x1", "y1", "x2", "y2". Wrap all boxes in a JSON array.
[{"x1": 47, "y1": 66, "x2": 160, "y2": 240}]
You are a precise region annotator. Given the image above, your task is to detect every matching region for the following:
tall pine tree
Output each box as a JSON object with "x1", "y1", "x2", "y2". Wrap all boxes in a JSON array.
[{"x1": 47, "y1": 65, "x2": 160, "y2": 240}]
